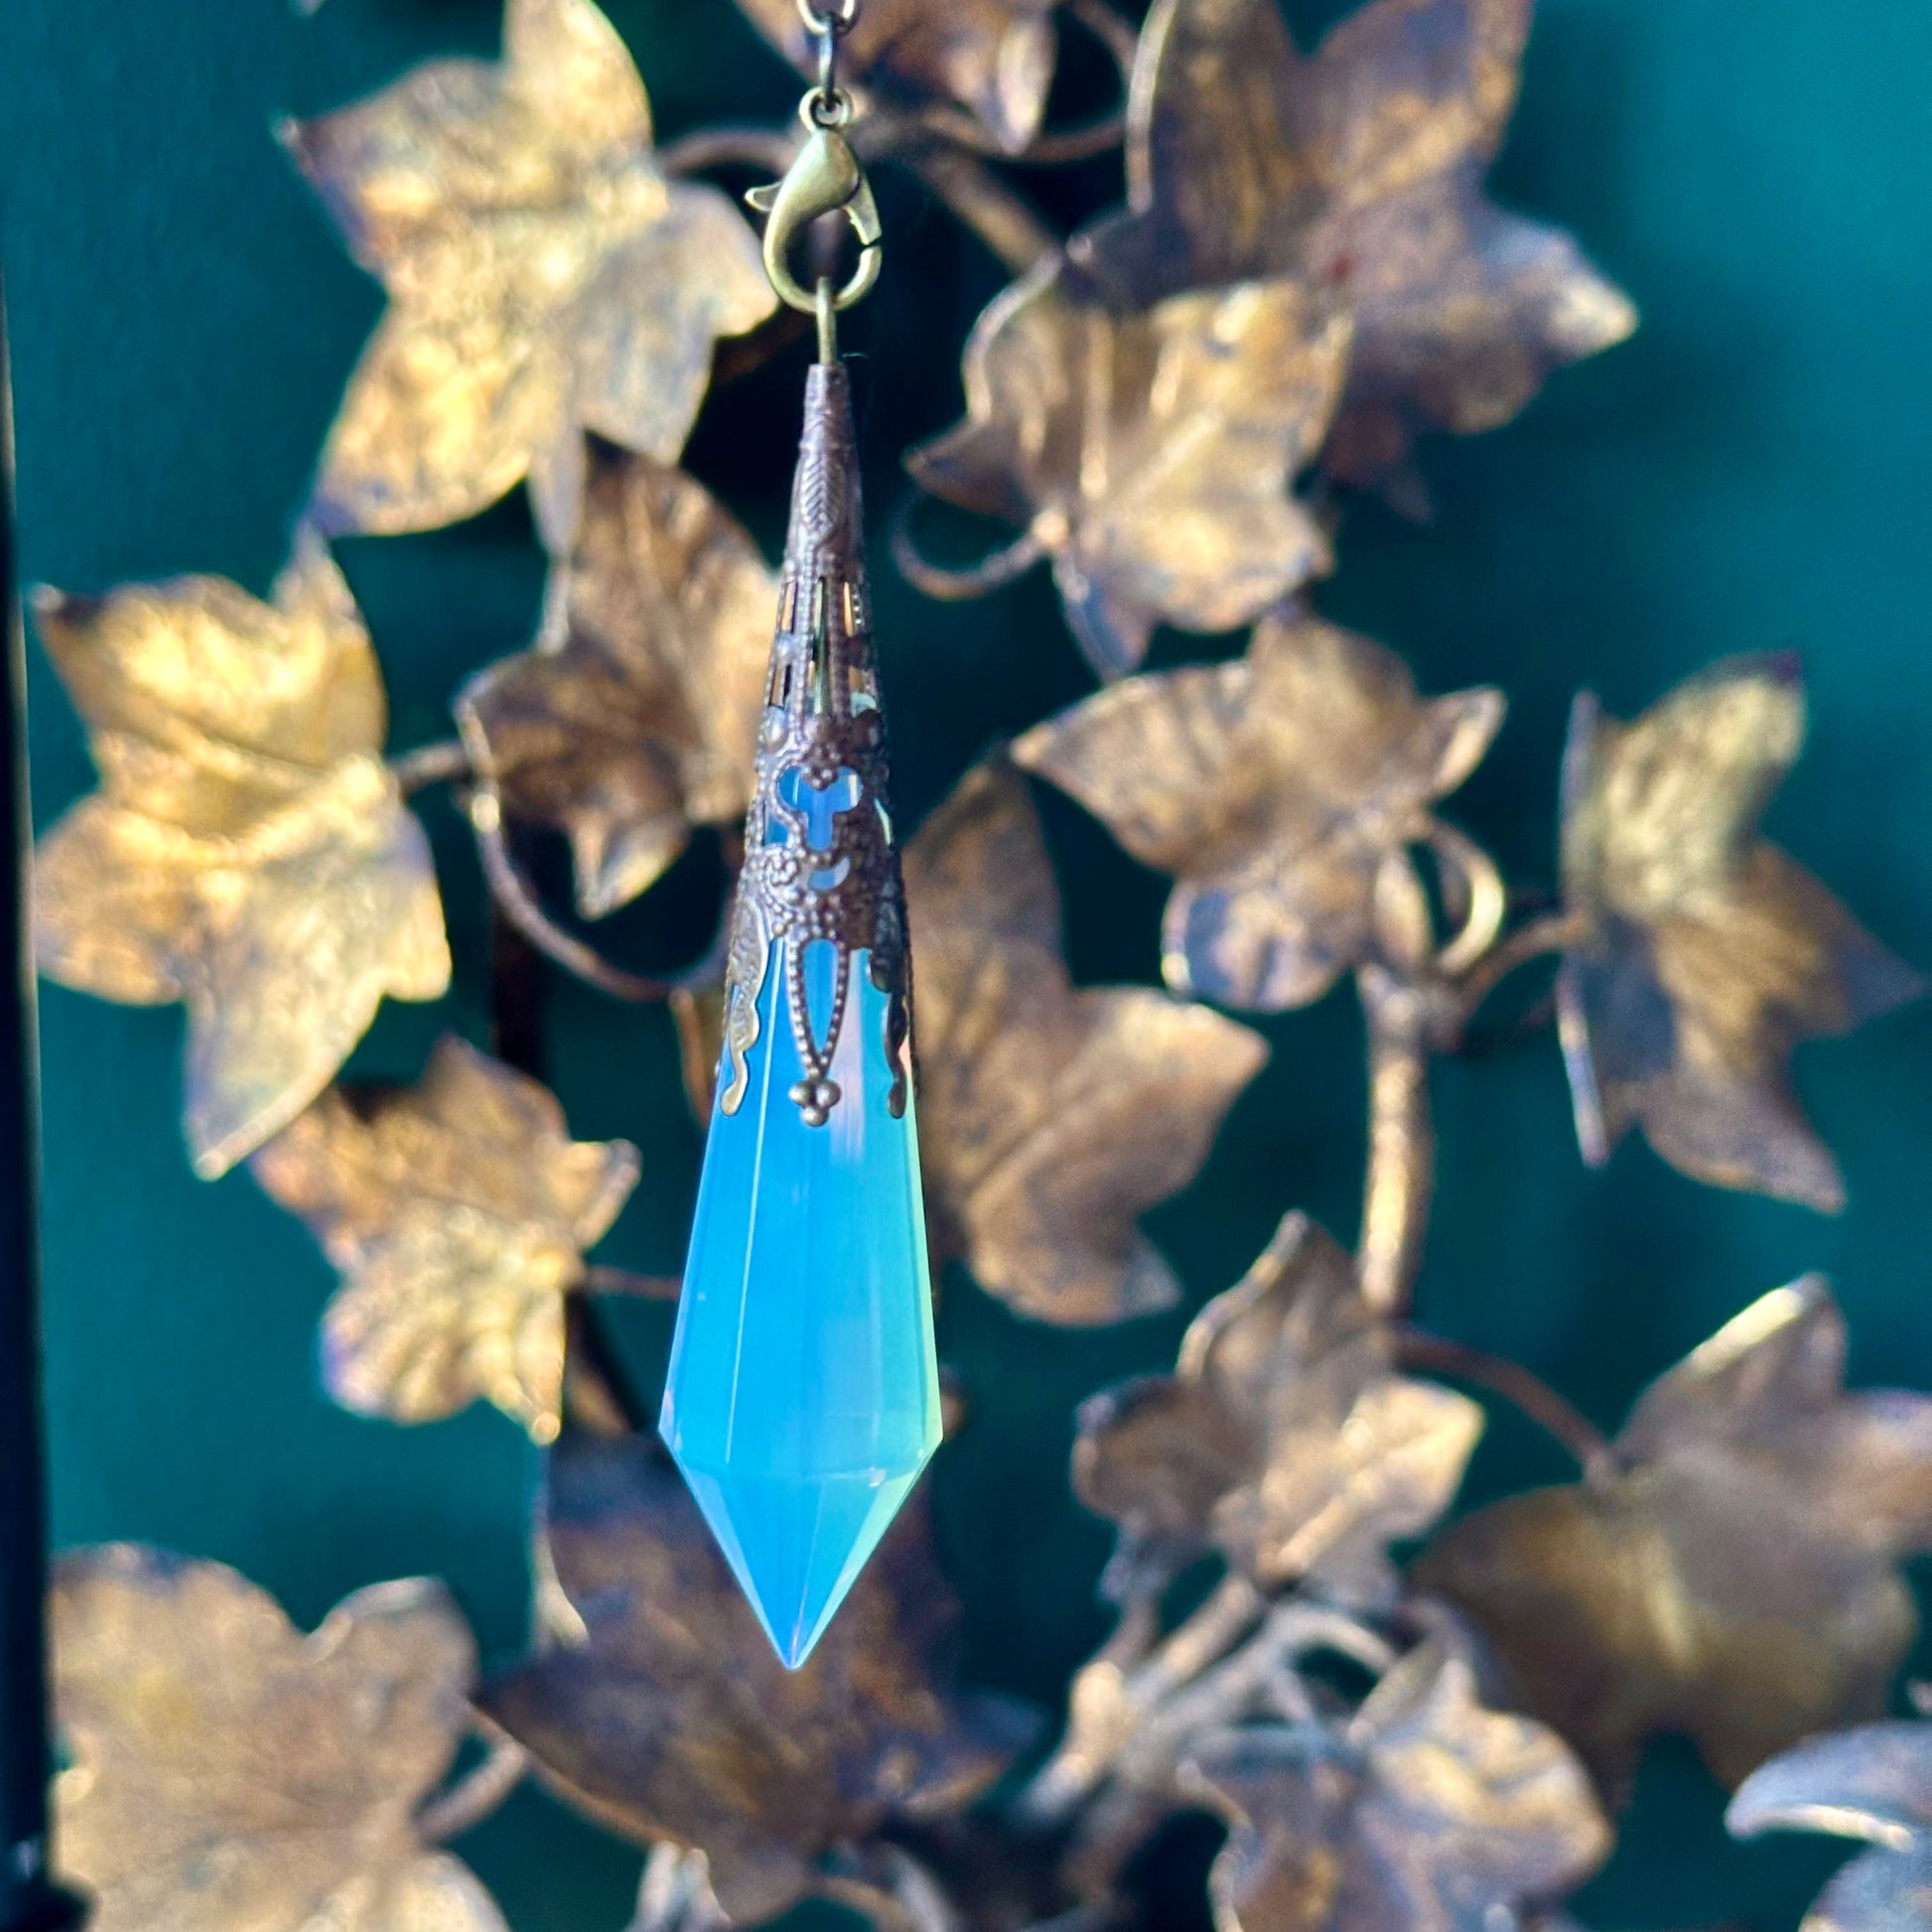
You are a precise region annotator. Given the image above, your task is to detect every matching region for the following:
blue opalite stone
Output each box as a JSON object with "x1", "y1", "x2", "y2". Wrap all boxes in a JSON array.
[{"x1": 660, "y1": 942, "x2": 940, "y2": 1667}]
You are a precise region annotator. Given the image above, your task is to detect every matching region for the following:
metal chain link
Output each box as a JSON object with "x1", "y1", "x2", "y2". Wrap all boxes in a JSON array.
[
  {"x1": 797, "y1": 0, "x2": 858, "y2": 118},
  {"x1": 794, "y1": 0, "x2": 859, "y2": 33}
]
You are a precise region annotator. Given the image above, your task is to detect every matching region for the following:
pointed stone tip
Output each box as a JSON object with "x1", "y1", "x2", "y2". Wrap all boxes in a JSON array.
[{"x1": 672, "y1": 1456, "x2": 929, "y2": 1672}]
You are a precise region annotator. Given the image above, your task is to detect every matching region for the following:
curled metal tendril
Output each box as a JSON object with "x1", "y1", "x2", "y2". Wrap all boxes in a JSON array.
[
  {"x1": 891, "y1": 492, "x2": 1048, "y2": 602},
  {"x1": 468, "y1": 784, "x2": 731, "y2": 1006},
  {"x1": 385, "y1": 746, "x2": 733, "y2": 1008}
]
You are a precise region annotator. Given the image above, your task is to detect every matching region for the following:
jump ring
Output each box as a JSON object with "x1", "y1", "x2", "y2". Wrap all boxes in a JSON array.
[
  {"x1": 796, "y1": 0, "x2": 859, "y2": 36},
  {"x1": 806, "y1": 84, "x2": 855, "y2": 129}
]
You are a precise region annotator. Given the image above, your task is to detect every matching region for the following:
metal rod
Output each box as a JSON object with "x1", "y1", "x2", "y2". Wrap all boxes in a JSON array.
[
  {"x1": 1356, "y1": 965, "x2": 1435, "y2": 1317},
  {"x1": 0, "y1": 286, "x2": 83, "y2": 1932}
]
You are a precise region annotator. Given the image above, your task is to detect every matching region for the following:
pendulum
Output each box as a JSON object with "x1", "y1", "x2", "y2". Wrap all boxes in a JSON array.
[{"x1": 659, "y1": 9, "x2": 941, "y2": 1670}]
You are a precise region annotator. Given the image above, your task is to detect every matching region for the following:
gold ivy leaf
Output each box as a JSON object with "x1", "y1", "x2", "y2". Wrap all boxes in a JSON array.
[
  {"x1": 284, "y1": 0, "x2": 776, "y2": 544},
  {"x1": 1016, "y1": 609, "x2": 1503, "y2": 1010},
  {"x1": 1075, "y1": 1212, "x2": 1482, "y2": 1602},
  {"x1": 907, "y1": 262, "x2": 1352, "y2": 679},
  {"x1": 31, "y1": 537, "x2": 450, "y2": 1179},
  {"x1": 54, "y1": 1546, "x2": 503, "y2": 1932},
  {"x1": 1729, "y1": 1722, "x2": 1932, "y2": 1932},
  {"x1": 1075, "y1": 0, "x2": 1636, "y2": 505},
  {"x1": 1183, "y1": 1637, "x2": 1610, "y2": 1932},
  {"x1": 1416, "y1": 1278, "x2": 1932, "y2": 1803},
  {"x1": 250, "y1": 1035, "x2": 640, "y2": 1442},
  {"x1": 458, "y1": 446, "x2": 775, "y2": 919},
  {"x1": 480, "y1": 1427, "x2": 1028, "y2": 1923},
  {"x1": 1559, "y1": 655, "x2": 1923, "y2": 1212},
  {"x1": 736, "y1": 0, "x2": 1058, "y2": 154},
  {"x1": 903, "y1": 760, "x2": 1269, "y2": 1325}
]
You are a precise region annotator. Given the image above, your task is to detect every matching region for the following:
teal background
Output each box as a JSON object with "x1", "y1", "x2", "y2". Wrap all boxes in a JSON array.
[{"x1": 3, "y1": 1, "x2": 1930, "y2": 1926}]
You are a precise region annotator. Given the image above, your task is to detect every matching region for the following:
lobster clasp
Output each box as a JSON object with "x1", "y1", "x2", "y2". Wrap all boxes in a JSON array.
[{"x1": 747, "y1": 98, "x2": 884, "y2": 318}]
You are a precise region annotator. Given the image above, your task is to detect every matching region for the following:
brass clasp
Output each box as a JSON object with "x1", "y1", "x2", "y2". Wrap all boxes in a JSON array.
[{"x1": 747, "y1": 95, "x2": 883, "y2": 320}]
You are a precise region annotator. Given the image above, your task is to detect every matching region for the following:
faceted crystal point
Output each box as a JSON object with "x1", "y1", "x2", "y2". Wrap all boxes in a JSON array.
[
  {"x1": 665, "y1": 355, "x2": 936, "y2": 1667},
  {"x1": 662, "y1": 946, "x2": 939, "y2": 1666}
]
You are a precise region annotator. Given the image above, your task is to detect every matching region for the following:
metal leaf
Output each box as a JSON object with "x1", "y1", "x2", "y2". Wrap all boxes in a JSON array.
[
  {"x1": 907, "y1": 262, "x2": 1352, "y2": 679},
  {"x1": 31, "y1": 537, "x2": 451, "y2": 1179},
  {"x1": 458, "y1": 447, "x2": 776, "y2": 917},
  {"x1": 736, "y1": 0, "x2": 1058, "y2": 154},
  {"x1": 284, "y1": 0, "x2": 776, "y2": 544},
  {"x1": 1729, "y1": 1723, "x2": 1932, "y2": 1932},
  {"x1": 1016, "y1": 609, "x2": 1503, "y2": 1009},
  {"x1": 53, "y1": 1546, "x2": 503, "y2": 1932},
  {"x1": 1417, "y1": 1279, "x2": 1932, "y2": 1802},
  {"x1": 1183, "y1": 1638, "x2": 1610, "y2": 1932},
  {"x1": 1786, "y1": 1852, "x2": 1932, "y2": 1932},
  {"x1": 903, "y1": 760, "x2": 1269, "y2": 1325},
  {"x1": 250, "y1": 1035, "x2": 640, "y2": 1442},
  {"x1": 1075, "y1": 1212, "x2": 1482, "y2": 1600},
  {"x1": 479, "y1": 1427, "x2": 1028, "y2": 1923},
  {"x1": 1075, "y1": 0, "x2": 1637, "y2": 504},
  {"x1": 1559, "y1": 655, "x2": 1923, "y2": 1212}
]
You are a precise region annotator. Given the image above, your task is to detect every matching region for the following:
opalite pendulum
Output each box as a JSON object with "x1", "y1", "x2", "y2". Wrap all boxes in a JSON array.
[{"x1": 660, "y1": 47, "x2": 940, "y2": 1669}]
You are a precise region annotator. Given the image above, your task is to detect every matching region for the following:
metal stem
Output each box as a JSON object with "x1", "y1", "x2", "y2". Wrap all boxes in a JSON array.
[
  {"x1": 899, "y1": 146, "x2": 1058, "y2": 273},
  {"x1": 469, "y1": 785, "x2": 730, "y2": 1006},
  {"x1": 580, "y1": 1266, "x2": 680, "y2": 1303},
  {"x1": 1356, "y1": 965, "x2": 1435, "y2": 1318},
  {"x1": 415, "y1": 1730, "x2": 529, "y2": 1846},
  {"x1": 388, "y1": 739, "x2": 473, "y2": 798},
  {"x1": 1452, "y1": 909, "x2": 1587, "y2": 1027},
  {"x1": 0, "y1": 289, "x2": 83, "y2": 1932},
  {"x1": 1395, "y1": 1328, "x2": 1612, "y2": 1474},
  {"x1": 1016, "y1": 1574, "x2": 1265, "y2": 1821}
]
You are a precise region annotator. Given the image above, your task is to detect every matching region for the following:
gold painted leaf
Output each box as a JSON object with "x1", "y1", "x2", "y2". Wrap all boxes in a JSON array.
[
  {"x1": 458, "y1": 446, "x2": 775, "y2": 918},
  {"x1": 54, "y1": 1546, "x2": 503, "y2": 1932},
  {"x1": 908, "y1": 262, "x2": 1352, "y2": 679},
  {"x1": 1184, "y1": 1637, "x2": 1610, "y2": 1932},
  {"x1": 1074, "y1": 0, "x2": 1637, "y2": 504},
  {"x1": 904, "y1": 760, "x2": 1269, "y2": 1325},
  {"x1": 1559, "y1": 655, "x2": 1922, "y2": 1212},
  {"x1": 1729, "y1": 1723, "x2": 1932, "y2": 1932},
  {"x1": 1416, "y1": 1279, "x2": 1932, "y2": 1802},
  {"x1": 479, "y1": 1427, "x2": 1028, "y2": 1923},
  {"x1": 736, "y1": 0, "x2": 1058, "y2": 154},
  {"x1": 250, "y1": 1035, "x2": 640, "y2": 1442},
  {"x1": 32, "y1": 537, "x2": 450, "y2": 1179},
  {"x1": 1016, "y1": 609, "x2": 1503, "y2": 1009},
  {"x1": 285, "y1": 0, "x2": 776, "y2": 544},
  {"x1": 1075, "y1": 1212, "x2": 1482, "y2": 1601}
]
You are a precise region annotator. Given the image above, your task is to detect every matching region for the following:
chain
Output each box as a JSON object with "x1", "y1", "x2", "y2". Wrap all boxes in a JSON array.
[
  {"x1": 796, "y1": 0, "x2": 858, "y2": 121},
  {"x1": 794, "y1": 0, "x2": 859, "y2": 34}
]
